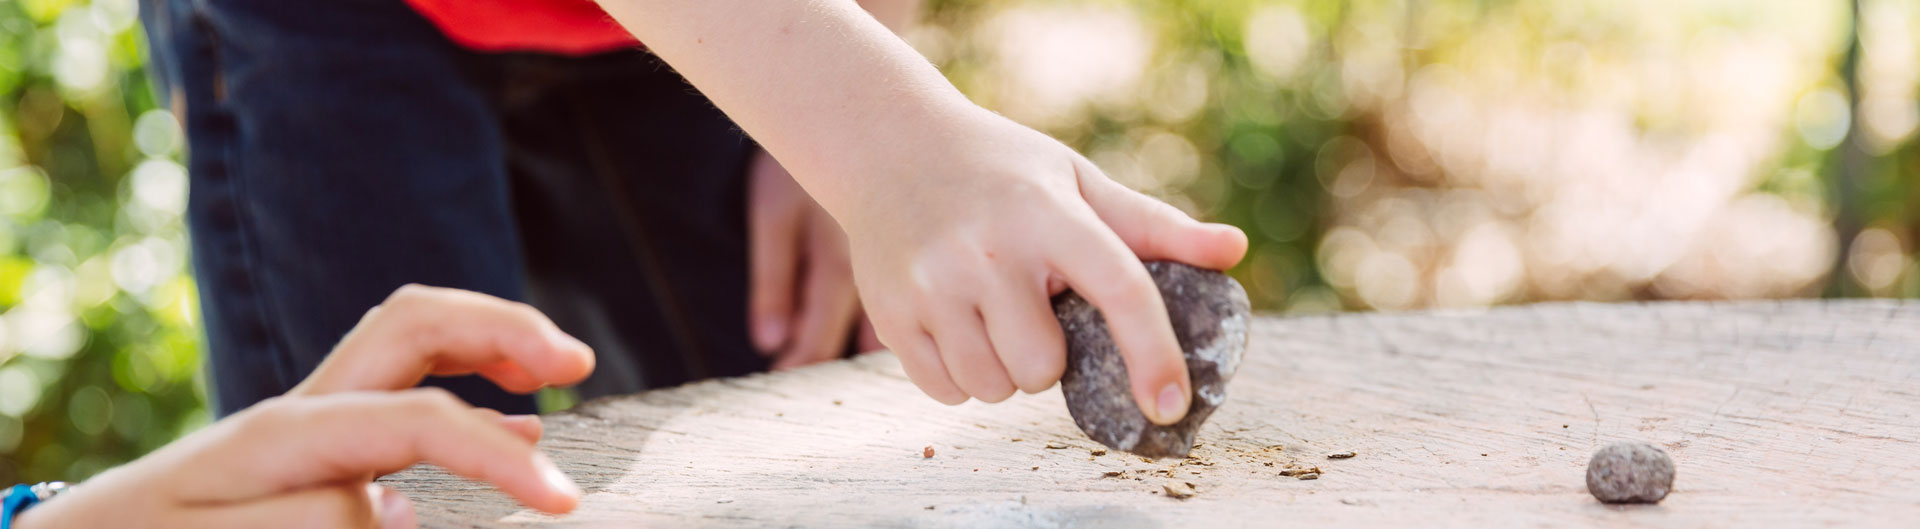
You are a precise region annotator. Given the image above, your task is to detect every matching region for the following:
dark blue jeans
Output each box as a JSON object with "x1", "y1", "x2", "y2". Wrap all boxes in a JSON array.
[{"x1": 141, "y1": 0, "x2": 769, "y2": 416}]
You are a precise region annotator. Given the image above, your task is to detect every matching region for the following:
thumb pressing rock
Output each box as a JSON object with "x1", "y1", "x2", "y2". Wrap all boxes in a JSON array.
[{"x1": 1054, "y1": 261, "x2": 1251, "y2": 459}]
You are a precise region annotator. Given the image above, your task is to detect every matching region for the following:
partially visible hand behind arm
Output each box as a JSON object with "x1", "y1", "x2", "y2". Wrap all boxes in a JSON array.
[
  {"x1": 744, "y1": 0, "x2": 919, "y2": 369},
  {"x1": 598, "y1": 0, "x2": 1246, "y2": 424}
]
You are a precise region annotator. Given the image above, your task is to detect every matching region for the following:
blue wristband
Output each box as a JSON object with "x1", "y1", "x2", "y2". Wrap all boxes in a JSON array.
[{"x1": 2, "y1": 484, "x2": 39, "y2": 529}]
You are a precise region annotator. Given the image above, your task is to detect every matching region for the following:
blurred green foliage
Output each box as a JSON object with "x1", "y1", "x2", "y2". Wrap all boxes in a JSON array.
[
  {"x1": 0, "y1": 0, "x2": 206, "y2": 485},
  {"x1": 925, "y1": 0, "x2": 1917, "y2": 307},
  {"x1": 1, "y1": 0, "x2": 1917, "y2": 489}
]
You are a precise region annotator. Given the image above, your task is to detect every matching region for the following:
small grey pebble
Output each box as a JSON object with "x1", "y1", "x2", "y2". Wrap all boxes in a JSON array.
[
  {"x1": 1585, "y1": 442, "x2": 1675, "y2": 504},
  {"x1": 1056, "y1": 261, "x2": 1250, "y2": 459}
]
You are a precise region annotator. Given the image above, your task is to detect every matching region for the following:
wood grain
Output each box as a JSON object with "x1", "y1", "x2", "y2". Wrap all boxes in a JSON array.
[{"x1": 383, "y1": 300, "x2": 1920, "y2": 528}]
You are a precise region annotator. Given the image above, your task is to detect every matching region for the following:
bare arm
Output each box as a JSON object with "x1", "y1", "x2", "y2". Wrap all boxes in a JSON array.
[
  {"x1": 740, "y1": 0, "x2": 920, "y2": 368},
  {"x1": 595, "y1": 0, "x2": 1247, "y2": 424}
]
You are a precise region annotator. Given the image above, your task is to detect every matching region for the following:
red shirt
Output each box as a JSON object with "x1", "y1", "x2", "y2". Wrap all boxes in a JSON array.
[{"x1": 404, "y1": 0, "x2": 639, "y2": 55}]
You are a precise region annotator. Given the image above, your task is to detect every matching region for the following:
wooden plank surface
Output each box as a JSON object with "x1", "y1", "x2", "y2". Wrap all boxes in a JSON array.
[{"x1": 384, "y1": 300, "x2": 1920, "y2": 528}]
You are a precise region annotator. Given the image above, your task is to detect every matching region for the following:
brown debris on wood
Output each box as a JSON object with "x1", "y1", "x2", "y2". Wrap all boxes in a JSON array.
[
  {"x1": 1162, "y1": 481, "x2": 1197, "y2": 499},
  {"x1": 1280, "y1": 465, "x2": 1324, "y2": 478},
  {"x1": 1327, "y1": 450, "x2": 1357, "y2": 459},
  {"x1": 922, "y1": 446, "x2": 935, "y2": 458}
]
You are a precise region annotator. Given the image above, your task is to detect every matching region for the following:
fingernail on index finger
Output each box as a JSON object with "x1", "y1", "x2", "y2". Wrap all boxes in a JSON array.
[{"x1": 1155, "y1": 383, "x2": 1189, "y2": 424}]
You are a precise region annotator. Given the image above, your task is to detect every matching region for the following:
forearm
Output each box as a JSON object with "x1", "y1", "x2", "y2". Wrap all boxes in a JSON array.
[{"x1": 596, "y1": 0, "x2": 965, "y2": 215}]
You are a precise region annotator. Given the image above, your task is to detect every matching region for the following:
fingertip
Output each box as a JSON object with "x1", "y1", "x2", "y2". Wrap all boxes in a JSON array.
[
  {"x1": 915, "y1": 367, "x2": 972, "y2": 406},
  {"x1": 769, "y1": 353, "x2": 803, "y2": 371},
  {"x1": 931, "y1": 391, "x2": 972, "y2": 406},
  {"x1": 1209, "y1": 223, "x2": 1250, "y2": 268},
  {"x1": 1178, "y1": 221, "x2": 1248, "y2": 271},
  {"x1": 888, "y1": 328, "x2": 973, "y2": 406},
  {"x1": 468, "y1": 406, "x2": 543, "y2": 443},
  {"x1": 750, "y1": 315, "x2": 789, "y2": 354},
  {"x1": 857, "y1": 327, "x2": 885, "y2": 354},
  {"x1": 972, "y1": 382, "x2": 1016, "y2": 404},
  {"x1": 895, "y1": 367, "x2": 970, "y2": 405},
  {"x1": 1149, "y1": 382, "x2": 1189, "y2": 426},
  {"x1": 541, "y1": 487, "x2": 581, "y2": 515},
  {"x1": 532, "y1": 452, "x2": 582, "y2": 514},
  {"x1": 478, "y1": 362, "x2": 547, "y2": 394},
  {"x1": 541, "y1": 327, "x2": 596, "y2": 386},
  {"x1": 371, "y1": 485, "x2": 417, "y2": 529},
  {"x1": 1117, "y1": 329, "x2": 1191, "y2": 425},
  {"x1": 497, "y1": 414, "x2": 544, "y2": 443},
  {"x1": 1013, "y1": 344, "x2": 1066, "y2": 394}
]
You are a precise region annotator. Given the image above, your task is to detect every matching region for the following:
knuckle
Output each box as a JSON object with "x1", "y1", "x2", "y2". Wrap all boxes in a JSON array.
[
  {"x1": 926, "y1": 265, "x2": 994, "y2": 302},
  {"x1": 386, "y1": 283, "x2": 436, "y2": 306},
  {"x1": 405, "y1": 318, "x2": 450, "y2": 352},
  {"x1": 1095, "y1": 273, "x2": 1158, "y2": 308},
  {"x1": 506, "y1": 300, "x2": 545, "y2": 322},
  {"x1": 351, "y1": 305, "x2": 386, "y2": 329}
]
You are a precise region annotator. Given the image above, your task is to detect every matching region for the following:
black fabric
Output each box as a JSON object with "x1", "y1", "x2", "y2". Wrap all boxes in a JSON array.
[{"x1": 143, "y1": 0, "x2": 765, "y2": 416}]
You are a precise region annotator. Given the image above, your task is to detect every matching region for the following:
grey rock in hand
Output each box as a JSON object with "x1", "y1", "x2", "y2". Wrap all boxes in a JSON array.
[
  {"x1": 1055, "y1": 261, "x2": 1250, "y2": 459},
  {"x1": 1586, "y1": 442, "x2": 1676, "y2": 504}
]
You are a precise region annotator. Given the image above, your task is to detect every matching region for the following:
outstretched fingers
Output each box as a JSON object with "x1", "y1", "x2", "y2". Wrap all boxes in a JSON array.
[
  {"x1": 185, "y1": 389, "x2": 581, "y2": 515},
  {"x1": 296, "y1": 285, "x2": 595, "y2": 397}
]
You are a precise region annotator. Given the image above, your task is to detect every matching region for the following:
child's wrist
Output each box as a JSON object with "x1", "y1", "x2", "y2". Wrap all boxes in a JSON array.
[{"x1": 768, "y1": 87, "x2": 985, "y2": 211}]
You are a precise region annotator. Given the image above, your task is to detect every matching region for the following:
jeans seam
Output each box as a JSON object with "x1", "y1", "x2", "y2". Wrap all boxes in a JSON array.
[{"x1": 191, "y1": 6, "x2": 299, "y2": 394}]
